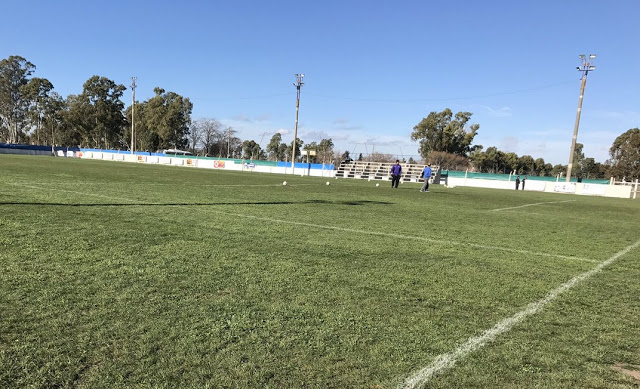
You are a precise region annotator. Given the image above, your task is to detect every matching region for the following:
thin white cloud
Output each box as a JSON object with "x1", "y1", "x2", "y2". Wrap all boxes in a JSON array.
[{"x1": 478, "y1": 105, "x2": 513, "y2": 117}]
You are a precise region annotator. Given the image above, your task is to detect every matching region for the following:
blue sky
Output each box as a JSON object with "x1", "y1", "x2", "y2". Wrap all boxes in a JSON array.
[{"x1": 2, "y1": 0, "x2": 639, "y2": 164}]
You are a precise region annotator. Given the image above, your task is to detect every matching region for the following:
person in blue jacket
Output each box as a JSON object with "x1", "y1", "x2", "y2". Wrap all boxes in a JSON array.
[
  {"x1": 390, "y1": 160, "x2": 402, "y2": 188},
  {"x1": 420, "y1": 163, "x2": 432, "y2": 192}
]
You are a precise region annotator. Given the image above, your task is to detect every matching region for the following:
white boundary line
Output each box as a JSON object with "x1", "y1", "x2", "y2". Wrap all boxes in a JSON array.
[
  {"x1": 398, "y1": 237, "x2": 640, "y2": 389},
  {"x1": 11, "y1": 183, "x2": 597, "y2": 263},
  {"x1": 208, "y1": 210, "x2": 597, "y2": 263},
  {"x1": 491, "y1": 200, "x2": 576, "y2": 212}
]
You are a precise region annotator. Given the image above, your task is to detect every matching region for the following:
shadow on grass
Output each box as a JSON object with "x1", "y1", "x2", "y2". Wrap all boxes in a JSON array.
[{"x1": 0, "y1": 199, "x2": 393, "y2": 207}]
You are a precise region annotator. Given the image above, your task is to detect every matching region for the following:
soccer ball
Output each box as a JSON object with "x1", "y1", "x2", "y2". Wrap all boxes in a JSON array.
[
  {"x1": 283, "y1": 181, "x2": 287, "y2": 186},
  {"x1": 326, "y1": 181, "x2": 330, "y2": 185},
  {"x1": 376, "y1": 183, "x2": 379, "y2": 187}
]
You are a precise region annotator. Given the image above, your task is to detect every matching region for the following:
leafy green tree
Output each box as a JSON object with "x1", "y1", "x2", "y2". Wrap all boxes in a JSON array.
[
  {"x1": 518, "y1": 155, "x2": 535, "y2": 175},
  {"x1": 607, "y1": 128, "x2": 640, "y2": 179},
  {"x1": 143, "y1": 87, "x2": 193, "y2": 150},
  {"x1": 534, "y1": 157, "x2": 547, "y2": 176},
  {"x1": 66, "y1": 76, "x2": 127, "y2": 148},
  {"x1": 551, "y1": 164, "x2": 566, "y2": 177},
  {"x1": 266, "y1": 133, "x2": 283, "y2": 161},
  {"x1": 317, "y1": 138, "x2": 334, "y2": 164},
  {"x1": 502, "y1": 152, "x2": 519, "y2": 174},
  {"x1": 286, "y1": 138, "x2": 303, "y2": 162},
  {"x1": 411, "y1": 108, "x2": 480, "y2": 160},
  {"x1": 241, "y1": 139, "x2": 263, "y2": 160},
  {"x1": 22, "y1": 77, "x2": 55, "y2": 144},
  {"x1": 0, "y1": 55, "x2": 36, "y2": 143},
  {"x1": 572, "y1": 142, "x2": 585, "y2": 177}
]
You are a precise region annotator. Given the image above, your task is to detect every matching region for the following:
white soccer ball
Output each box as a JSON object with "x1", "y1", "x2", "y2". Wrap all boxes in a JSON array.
[
  {"x1": 376, "y1": 183, "x2": 379, "y2": 187},
  {"x1": 283, "y1": 181, "x2": 287, "y2": 186},
  {"x1": 326, "y1": 181, "x2": 330, "y2": 185}
]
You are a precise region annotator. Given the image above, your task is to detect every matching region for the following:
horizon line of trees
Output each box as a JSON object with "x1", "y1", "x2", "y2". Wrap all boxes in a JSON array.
[
  {"x1": 410, "y1": 108, "x2": 639, "y2": 180},
  {"x1": 2, "y1": 55, "x2": 638, "y2": 178}
]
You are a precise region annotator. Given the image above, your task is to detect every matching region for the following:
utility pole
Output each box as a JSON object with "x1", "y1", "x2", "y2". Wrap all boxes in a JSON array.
[
  {"x1": 292, "y1": 73, "x2": 304, "y2": 173},
  {"x1": 131, "y1": 77, "x2": 137, "y2": 154},
  {"x1": 566, "y1": 54, "x2": 595, "y2": 182}
]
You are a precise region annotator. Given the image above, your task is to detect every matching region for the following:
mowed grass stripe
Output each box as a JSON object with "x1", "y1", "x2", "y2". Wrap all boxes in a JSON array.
[
  {"x1": 9, "y1": 182, "x2": 597, "y2": 264},
  {"x1": 399, "y1": 237, "x2": 640, "y2": 389},
  {"x1": 2, "y1": 155, "x2": 639, "y2": 388}
]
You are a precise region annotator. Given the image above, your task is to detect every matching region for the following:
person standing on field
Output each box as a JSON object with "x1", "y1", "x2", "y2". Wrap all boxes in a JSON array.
[
  {"x1": 522, "y1": 176, "x2": 527, "y2": 190},
  {"x1": 420, "y1": 163, "x2": 432, "y2": 192},
  {"x1": 390, "y1": 160, "x2": 402, "y2": 188},
  {"x1": 515, "y1": 175, "x2": 521, "y2": 190}
]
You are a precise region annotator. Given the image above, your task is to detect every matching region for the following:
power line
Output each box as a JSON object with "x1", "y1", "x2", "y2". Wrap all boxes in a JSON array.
[{"x1": 304, "y1": 81, "x2": 575, "y2": 103}]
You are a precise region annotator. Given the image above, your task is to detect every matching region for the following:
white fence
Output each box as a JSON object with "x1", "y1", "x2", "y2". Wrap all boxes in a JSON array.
[{"x1": 79, "y1": 152, "x2": 336, "y2": 178}]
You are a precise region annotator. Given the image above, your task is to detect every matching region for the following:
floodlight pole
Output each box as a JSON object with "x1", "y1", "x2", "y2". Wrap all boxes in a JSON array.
[
  {"x1": 291, "y1": 74, "x2": 304, "y2": 173},
  {"x1": 566, "y1": 55, "x2": 595, "y2": 182},
  {"x1": 131, "y1": 77, "x2": 137, "y2": 154}
]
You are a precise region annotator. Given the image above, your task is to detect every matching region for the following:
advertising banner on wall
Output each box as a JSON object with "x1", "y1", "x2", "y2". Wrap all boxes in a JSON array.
[
  {"x1": 214, "y1": 160, "x2": 226, "y2": 168},
  {"x1": 582, "y1": 184, "x2": 606, "y2": 196},
  {"x1": 554, "y1": 182, "x2": 576, "y2": 193}
]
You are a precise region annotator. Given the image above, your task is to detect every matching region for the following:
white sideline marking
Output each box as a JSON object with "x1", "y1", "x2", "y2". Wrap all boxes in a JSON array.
[
  {"x1": 208, "y1": 210, "x2": 597, "y2": 263},
  {"x1": 398, "y1": 237, "x2": 640, "y2": 389},
  {"x1": 12, "y1": 183, "x2": 596, "y2": 263},
  {"x1": 491, "y1": 200, "x2": 576, "y2": 212},
  {"x1": 10, "y1": 183, "x2": 140, "y2": 203}
]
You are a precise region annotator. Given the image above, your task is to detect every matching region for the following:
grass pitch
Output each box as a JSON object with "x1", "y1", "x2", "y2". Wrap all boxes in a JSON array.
[{"x1": 1, "y1": 154, "x2": 639, "y2": 388}]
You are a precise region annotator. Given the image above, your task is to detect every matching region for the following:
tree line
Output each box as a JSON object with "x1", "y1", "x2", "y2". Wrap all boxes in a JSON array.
[
  {"x1": 0, "y1": 55, "x2": 337, "y2": 164},
  {"x1": 410, "y1": 108, "x2": 639, "y2": 180},
  {"x1": 1, "y1": 55, "x2": 638, "y2": 177}
]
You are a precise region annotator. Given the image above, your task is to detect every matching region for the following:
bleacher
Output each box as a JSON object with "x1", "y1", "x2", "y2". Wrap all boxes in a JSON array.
[{"x1": 335, "y1": 161, "x2": 442, "y2": 184}]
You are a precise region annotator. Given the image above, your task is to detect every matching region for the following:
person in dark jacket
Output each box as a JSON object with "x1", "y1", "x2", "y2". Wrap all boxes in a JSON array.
[
  {"x1": 522, "y1": 176, "x2": 527, "y2": 190},
  {"x1": 515, "y1": 175, "x2": 520, "y2": 190},
  {"x1": 390, "y1": 160, "x2": 402, "y2": 188}
]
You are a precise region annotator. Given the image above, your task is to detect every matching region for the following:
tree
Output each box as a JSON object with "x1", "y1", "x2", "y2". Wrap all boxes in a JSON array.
[
  {"x1": 572, "y1": 142, "x2": 585, "y2": 177},
  {"x1": 66, "y1": 76, "x2": 127, "y2": 148},
  {"x1": 317, "y1": 138, "x2": 334, "y2": 164},
  {"x1": 411, "y1": 108, "x2": 480, "y2": 160},
  {"x1": 551, "y1": 164, "x2": 566, "y2": 177},
  {"x1": 193, "y1": 118, "x2": 222, "y2": 156},
  {"x1": 341, "y1": 150, "x2": 351, "y2": 162},
  {"x1": 357, "y1": 153, "x2": 363, "y2": 161},
  {"x1": 287, "y1": 138, "x2": 303, "y2": 162},
  {"x1": 22, "y1": 77, "x2": 55, "y2": 144},
  {"x1": 607, "y1": 128, "x2": 640, "y2": 179},
  {"x1": 0, "y1": 55, "x2": 36, "y2": 143},
  {"x1": 143, "y1": 87, "x2": 193, "y2": 150},
  {"x1": 242, "y1": 139, "x2": 263, "y2": 160},
  {"x1": 534, "y1": 158, "x2": 547, "y2": 176},
  {"x1": 428, "y1": 151, "x2": 470, "y2": 171},
  {"x1": 518, "y1": 155, "x2": 535, "y2": 175},
  {"x1": 266, "y1": 133, "x2": 283, "y2": 161}
]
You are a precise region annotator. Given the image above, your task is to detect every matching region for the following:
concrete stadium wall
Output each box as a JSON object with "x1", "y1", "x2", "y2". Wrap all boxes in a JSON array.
[{"x1": 447, "y1": 176, "x2": 633, "y2": 199}]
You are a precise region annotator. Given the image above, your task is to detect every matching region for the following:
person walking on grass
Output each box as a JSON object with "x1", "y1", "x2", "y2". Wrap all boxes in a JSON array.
[
  {"x1": 390, "y1": 160, "x2": 402, "y2": 188},
  {"x1": 515, "y1": 175, "x2": 520, "y2": 190},
  {"x1": 420, "y1": 163, "x2": 432, "y2": 193}
]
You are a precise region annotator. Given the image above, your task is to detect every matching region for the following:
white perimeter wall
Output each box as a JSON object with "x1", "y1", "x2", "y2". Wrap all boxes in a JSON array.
[
  {"x1": 80, "y1": 152, "x2": 336, "y2": 178},
  {"x1": 447, "y1": 176, "x2": 633, "y2": 199}
]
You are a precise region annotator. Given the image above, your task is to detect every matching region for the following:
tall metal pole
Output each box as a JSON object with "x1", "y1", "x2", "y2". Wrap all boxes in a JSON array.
[
  {"x1": 566, "y1": 54, "x2": 595, "y2": 182},
  {"x1": 131, "y1": 77, "x2": 137, "y2": 154},
  {"x1": 292, "y1": 74, "x2": 304, "y2": 173}
]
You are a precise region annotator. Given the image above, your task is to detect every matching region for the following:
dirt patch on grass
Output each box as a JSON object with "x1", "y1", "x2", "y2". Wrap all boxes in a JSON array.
[{"x1": 612, "y1": 362, "x2": 640, "y2": 382}]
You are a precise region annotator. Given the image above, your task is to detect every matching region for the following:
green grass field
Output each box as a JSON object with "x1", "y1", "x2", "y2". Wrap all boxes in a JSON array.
[{"x1": 1, "y1": 154, "x2": 639, "y2": 389}]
